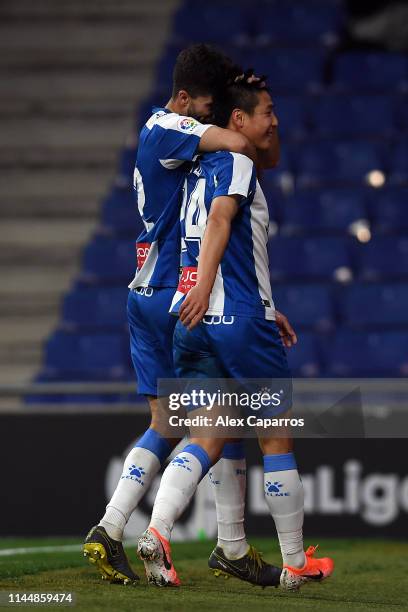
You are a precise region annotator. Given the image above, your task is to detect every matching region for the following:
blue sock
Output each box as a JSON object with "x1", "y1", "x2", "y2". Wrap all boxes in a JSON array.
[{"x1": 135, "y1": 428, "x2": 172, "y2": 464}]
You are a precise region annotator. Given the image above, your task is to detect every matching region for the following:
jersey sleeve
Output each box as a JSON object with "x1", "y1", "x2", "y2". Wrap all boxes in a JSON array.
[
  {"x1": 153, "y1": 113, "x2": 213, "y2": 168},
  {"x1": 213, "y1": 153, "x2": 256, "y2": 206}
]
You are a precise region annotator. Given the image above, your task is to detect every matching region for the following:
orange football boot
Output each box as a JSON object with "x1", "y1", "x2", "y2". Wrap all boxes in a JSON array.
[{"x1": 280, "y1": 545, "x2": 334, "y2": 591}]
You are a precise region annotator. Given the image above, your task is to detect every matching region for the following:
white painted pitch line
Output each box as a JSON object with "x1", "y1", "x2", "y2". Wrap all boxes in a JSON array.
[{"x1": 0, "y1": 540, "x2": 135, "y2": 557}]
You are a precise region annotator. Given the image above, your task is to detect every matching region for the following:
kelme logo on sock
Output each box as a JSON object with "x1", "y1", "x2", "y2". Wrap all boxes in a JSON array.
[
  {"x1": 265, "y1": 481, "x2": 290, "y2": 497},
  {"x1": 209, "y1": 471, "x2": 220, "y2": 485},
  {"x1": 171, "y1": 456, "x2": 192, "y2": 472},
  {"x1": 121, "y1": 465, "x2": 146, "y2": 486}
]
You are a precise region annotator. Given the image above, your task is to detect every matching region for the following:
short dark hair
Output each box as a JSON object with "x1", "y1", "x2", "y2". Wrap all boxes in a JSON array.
[
  {"x1": 213, "y1": 73, "x2": 270, "y2": 128},
  {"x1": 172, "y1": 44, "x2": 241, "y2": 99}
]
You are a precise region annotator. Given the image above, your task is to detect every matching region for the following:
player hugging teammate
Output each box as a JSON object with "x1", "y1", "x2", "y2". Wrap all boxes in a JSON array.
[{"x1": 83, "y1": 43, "x2": 334, "y2": 592}]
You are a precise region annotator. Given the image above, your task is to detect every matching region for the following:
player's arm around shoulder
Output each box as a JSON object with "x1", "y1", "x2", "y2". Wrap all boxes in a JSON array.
[{"x1": 198, "y1": 126, "x2": 257, "y2": 162}]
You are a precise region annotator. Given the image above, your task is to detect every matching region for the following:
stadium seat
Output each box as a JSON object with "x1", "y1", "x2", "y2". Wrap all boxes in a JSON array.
[
  {"x1": 327, "y1": 330, "x2": 408, "y2": 376},
  {"x1": 254, "y1": 1, "x2": 344, "y2": 45},
  {"x1": 395, "y1": 94, "x2": 408, "y2": 132},
  {"x1": 341, "y1": 283, "x2": 408, "y2": 327},
  {"x1": 332, "y1": 52, "x2": 408, "y2": 92},
  {"x1": 243, "y1": 48, "x2": 326, "y2": 92},
  {"x1": 357, "y1": 236, "x2": 408, "y2": 280},
  {"x1": 368, "y1": 189, "x2": 408, "y2": 233},
  {"x1": 295, "y1": 141, "x2": 385, "y2": 187},
  {"x1": 259, "y1": 148, "x2": 293, "y2": 197},
  {"x1": 388, "y1": 140, "x2": 408, "y2": 185},
  {"x1": 137, "y1": 96, "x2": 156, "y2": 128},
  {"x1": 273, "y1": 96, "x2": 307, "y2": 140},
  {"x1": 281, "y1": 189, "x2": 368, "y2": 235},
  {"x1": 62, "y1": 287, "x2": 129, "y2": 330},
  {"x1": 310, "y1": 94, "x2": 394, "y2": 138},
  {"x1": 44, "y1": 330, "x2": 129, "y2": 380},
  {"x1": 116, "y1": 145, "x2": 138, "y2": 184},
  {"x1": 171, "y1": 2, "x2": 250, "y2": 45},
  {"x1": 272, "y1": 284, "x2": 334, "y2": 330},
  {"x1": 101, "y1": 187, "x2": 143, "y2": 236},
  {"x1": 268, "y1": 236, "x2": 352, "y2": 280},
  {"x1": 286, "y1": 331, "x2": 321, "y2": 377},
  {"x1": 82, "y1": 236, "x2": 136, "y2": 283}
]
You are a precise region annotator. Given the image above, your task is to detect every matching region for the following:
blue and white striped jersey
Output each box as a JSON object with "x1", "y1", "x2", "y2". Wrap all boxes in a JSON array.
[
  {"x1": 128, "y1": 107, "x2": 212, "y2": 289},
  {"x1": 170, "y1": 151, "x2": 276, "y2": 320}
]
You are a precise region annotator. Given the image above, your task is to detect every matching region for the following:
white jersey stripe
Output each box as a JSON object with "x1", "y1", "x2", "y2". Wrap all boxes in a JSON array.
[
  {"x1": 228, "y1": 152, "x2": 253, "y2": 197},
  {"x1": 249, "y1": 181, "x2": 275, "y2": 320},
  {"x1": 133, "y1": 167, "x2": 154, "y2": 232}
]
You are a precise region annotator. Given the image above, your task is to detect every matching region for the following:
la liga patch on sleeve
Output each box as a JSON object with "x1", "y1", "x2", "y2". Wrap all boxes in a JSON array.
[{"x1": 178, "y1": 117, "x2": 199, "y2": 132}]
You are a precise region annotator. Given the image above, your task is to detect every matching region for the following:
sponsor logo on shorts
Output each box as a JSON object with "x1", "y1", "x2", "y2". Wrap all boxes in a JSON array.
[
  {"x1": 203, "y1": 315, "x2": 235, "y2": 325},
  {"x1": 135, "y1": 286, "x2": 154, "y2": 297}
]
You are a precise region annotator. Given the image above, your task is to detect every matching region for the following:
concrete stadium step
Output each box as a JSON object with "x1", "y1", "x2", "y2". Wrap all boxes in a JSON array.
[
  {"x1": 0, "y1": 197, "x2": 100, "y2": 219},
  {"x1": 0, "y1": 292, "x2": 61, "y2": 318},
  {"x1": 0, "y1": 169, "x2": 114, "y2": 203},
  {"x1": 0, "y1": 365, "x2": 40, "y2": 387},
  {"x1": 0, "y1": 340, "x2": 43, "y2": 366},
  {"x1": 0, "y1": 316, "x2": 58, "y2": 346},
  {"x1": 0, "y1": 117, "x2": 134, "y2": 168},
  {"x1": 0, "y1": 265, "x2": 78, "y2": 295},
  {"x1": 0, "y1": 0, "x2": 179, "y2": 20},
  {"x1": 0, "y1": 0, "x2": 178, "y2": 388},
  {"x1": 0, "y1": 117, "x2": 133, "y2": 153},
  {"x1": 0, "y1": 48, "x2": 158, "y2": 70},
  {"x1": 0, "y1": 97, "x2": 137, "y2": 120},
  {"x1": 0, "y1": 24, "x2": 166, "y2": 53},
  {"x1": 0, "y1": 219, "x2": 94, "y2": 247},
  {"x1": 0, "y1": 219, "x2": 95, "y2": 265},
  {"x1": 0, "y1": 70, "x2": 153, "y2": 103},
  {"x1": 0, "y1": 147, "x2": 118, "y2": 169},
  {"x1": 0, "y1": 244, "x2": 83, "y2": 266}
]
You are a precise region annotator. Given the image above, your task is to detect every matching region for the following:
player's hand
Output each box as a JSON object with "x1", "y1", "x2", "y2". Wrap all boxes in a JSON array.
[
  {"x1": 179, "y1": 285, "x2": 210, "y2": 330},
  {"x1": 275, "y1": 310, "x2": 297, "y2": 348}
]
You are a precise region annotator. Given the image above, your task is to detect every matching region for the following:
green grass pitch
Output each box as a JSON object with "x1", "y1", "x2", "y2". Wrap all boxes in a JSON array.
[{"x1": 0, "y1": 537, "x2": 407, "y2": 611}]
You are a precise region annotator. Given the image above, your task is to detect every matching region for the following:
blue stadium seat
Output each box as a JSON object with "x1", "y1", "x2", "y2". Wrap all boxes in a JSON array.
[
  {"x1": 341, "y1": 283, "x2": 408, "y2": 327},
  {"x1": 310, "y1": 94, "x2": 394, "y2": 138},
  {"x1": 295, "y1": 141, "x2": 385, "y2": 187},
  {"x1": 44, "y1": 331, "x2": 129, "y2": 380},
  {"x1": 62, "y1": 287, "x2": 129, "y2": 329},
  {"x1": 368, "y1": 189, "x2": 408, "y2": 233},
  {"x1": 254, "y1": 1, "x2": 344, "y2": 44},
  {"x1": 259, "y1": 148, "x2": 293, "y2": 197},
  {"x1": 389, "y1": 140, "x2": 408, "y2": 185},
  {"x1": 243, "y1": 49, "x2": 326, "y2": 92},
  {"x1": 327, "y1": 330, "x2": 408, "y2": 376},
  {"x1": 82, "y1": 237, "x2": 136, "y2": 283},
  {"x1": 137, "y1": 96, "x2": 156, "y2": 129},
  {"x1": 116, "y1": 145, "x2": 138, "y2": 184},
  {"x1": 101, "y1": 187, "x2": 142, "y2": 236},
  {"x1": 268, "y1": 236, "x2": 352, "y2": 280},
  {"x1": 357, "y1": 236, "x2": 408, "y2": 280},
  {"x1": 286, "y1": 331, "x2": 321, "y2": 377},
  {"x1": 273, "y1": 96, "x2": 306, "y2": 140},
  {"x1": 272, "y1": 284, "x2": 334, "y2": 330},
  {"x1": 154, "y1": 44, "x2": 182, "y2": 92},
  {"x1": 332, "y1": 53, "x2": 408, "y2": 91},
  {"x1": 395, "y1": 95, "x2": 408, "y2": 132},
  {"x1": 281, "y1": 189, "x2": 367, "y2": 235},
  {"x1": 171, "y1": 2, "x2": 249, "y2": 45}
]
